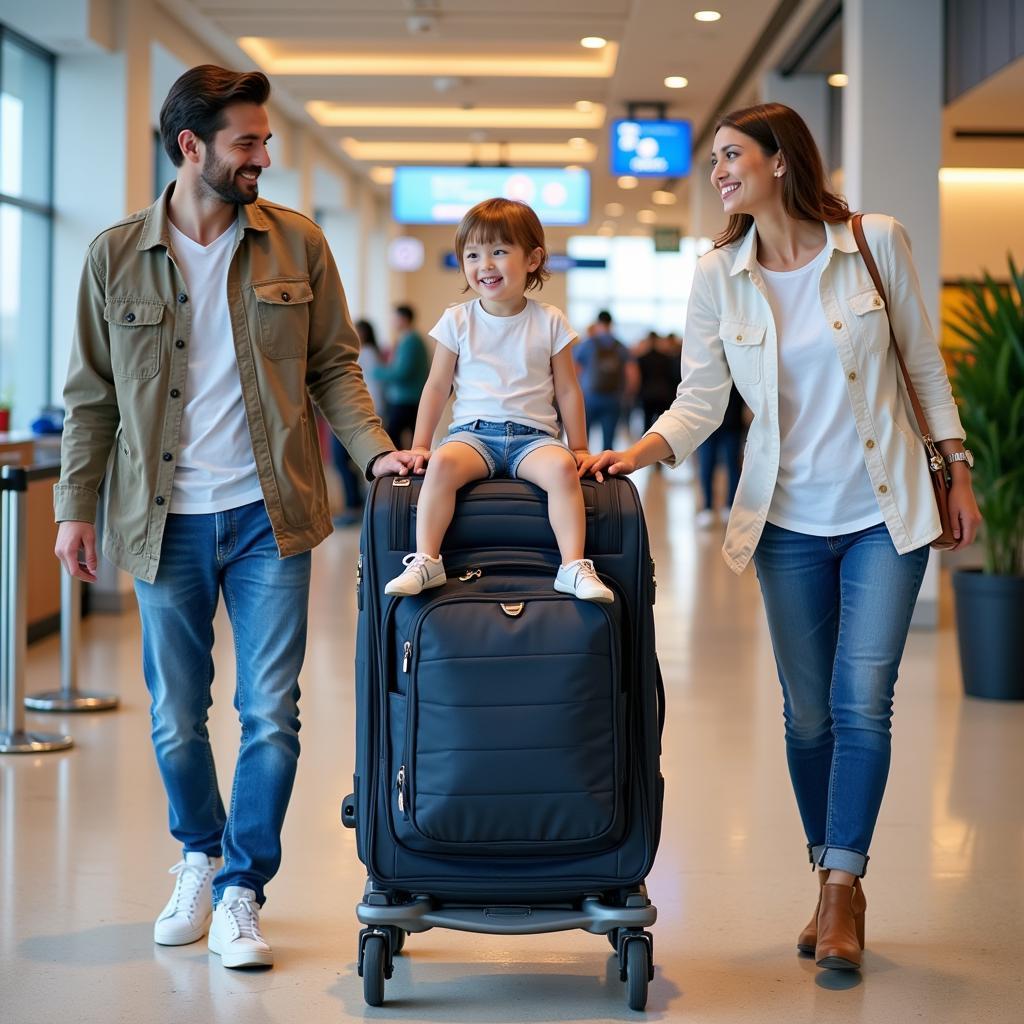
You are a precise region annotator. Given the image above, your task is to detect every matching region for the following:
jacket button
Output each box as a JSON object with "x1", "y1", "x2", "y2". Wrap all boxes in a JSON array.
[
  {"x1": 281, "y1": 291, "x2": 290, "y2": 302},
  {"x1": 873, "y1": 297, "x2": 882, "y2": 306},
  {"x1": 866, "y1": 439, "x2": 875, "y2": 449},
  {"x1": 878, "y1": 484, "x2": 888, "y2": 494},
  {"x1": 125, "y1": 312, "x2": 136, "y2": 323},
  {"x1": 162, "y1": 452, "x2": 173, "y2": 461},
  {"x1": 833, "y1": 320, "x2": 843, "y2": 330},
  {"x1": 848, "y1": 371, "x2": 857, "y2": 381},
  {"x1": 175, "y1": 339, "x2": 185, "y2": 349},
  {"x1": 177, "y1": 292, "x2": 188, "y2": 303},
  {"x1": 170, "y1": 389, "x2": 180, "y2": 398},
  {"x1": 155, "y1": 496, "x2": 165, "y2": 505}
]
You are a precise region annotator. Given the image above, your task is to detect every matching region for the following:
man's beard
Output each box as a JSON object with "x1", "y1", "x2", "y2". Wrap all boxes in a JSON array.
[{"x1": 200, "y1": 148, "x2": 259, "y2": 205}]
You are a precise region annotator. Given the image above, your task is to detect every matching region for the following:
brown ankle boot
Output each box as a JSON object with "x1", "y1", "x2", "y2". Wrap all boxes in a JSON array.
[
  {"x1": 815, "y1": 880, "x2": 867, "y2": 970},
  {"x1": 797, "y1": 869, "x2": 829, "y2": 954}
]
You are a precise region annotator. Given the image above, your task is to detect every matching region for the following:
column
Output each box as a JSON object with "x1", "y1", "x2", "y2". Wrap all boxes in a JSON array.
[{"x1": 843, "y1": 0, "x2": 944, "y2": 627}]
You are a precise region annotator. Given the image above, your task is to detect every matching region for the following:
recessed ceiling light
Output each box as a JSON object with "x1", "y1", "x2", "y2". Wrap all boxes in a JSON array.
[
  {"x1": 598, "y1": 225, "x2": 615, "y2": 236},
  {"x1": 565, "y1": 164, "x2": 583, "y2": 172},
  {"x1": 580, "y1": 36, "x2": 607, "y2": 49},
  {"x1": 827, "y1": 73, "x2": 849, "y2": 87},
  {"x1": 617, "y1": 175, "x2": 638, "y2": 189},
  {"x1": 637, "y1": 209, "x2": 657, "y2": 224},
  {"x1": 605, "y1": 202, "x2": 625, "y2": 216},
  {"x1": 369, "y1": 166, "x2": 394, "y2": 185},
  {"x1": 694, "y1": 11, "x2": 721, "y2": 22},
  {"x1": 568, "y1": 136, "x2": 588, "y2": 147},
  {"x1": 664, "y1": 76, "x2": 689, "y2": 89},
  {"x1": 652, "y1": 190, "x2": 677, "y2": 205},
  {"x1": 575, "y1": 100, "x2": 594, "y2": 112}
]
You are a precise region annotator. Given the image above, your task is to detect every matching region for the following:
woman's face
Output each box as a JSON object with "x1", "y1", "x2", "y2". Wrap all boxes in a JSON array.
[{"x1": 710, "y1": 126, "x2": 783, "y2": 218}]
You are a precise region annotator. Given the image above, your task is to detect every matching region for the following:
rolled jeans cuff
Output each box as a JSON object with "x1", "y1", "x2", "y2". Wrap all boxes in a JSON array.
[{"x1": 818, "y1": 846, "x2": 869, "y2": 878}]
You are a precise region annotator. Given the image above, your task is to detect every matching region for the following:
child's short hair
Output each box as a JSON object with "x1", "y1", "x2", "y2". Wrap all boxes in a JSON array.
[{"x1": 454, "y1": 198, "x2": 550, "y2": 292}]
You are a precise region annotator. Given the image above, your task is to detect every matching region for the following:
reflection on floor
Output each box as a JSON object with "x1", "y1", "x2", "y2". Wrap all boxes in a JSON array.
[{"x1": 3, "y1": 467, "x2": 1022, "y2": 1023}]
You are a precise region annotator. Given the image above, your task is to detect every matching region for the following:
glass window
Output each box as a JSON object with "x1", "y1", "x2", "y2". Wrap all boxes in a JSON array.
[{"x1": 0, "y1": 26, "x2": 54, "y2": 431}]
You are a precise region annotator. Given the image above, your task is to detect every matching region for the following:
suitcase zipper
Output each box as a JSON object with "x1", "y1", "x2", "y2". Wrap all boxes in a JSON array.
[
  {"x1": 396, "y1": 764, "x2": 408, "y2": 814},
  {"x1": 402, "y1": 641, "x2": 412, "y2": 673}
]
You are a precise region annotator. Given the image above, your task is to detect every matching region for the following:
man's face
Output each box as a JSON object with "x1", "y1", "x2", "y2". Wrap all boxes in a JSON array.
[{"x1": 200, "y1": 102, "x2": 271, "y2": 205}]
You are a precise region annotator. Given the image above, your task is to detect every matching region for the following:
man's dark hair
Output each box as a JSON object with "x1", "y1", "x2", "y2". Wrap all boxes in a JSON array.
[
  {"x1": 597, "y1": 310, "x2": 613, "y2": 325},
  {"x1": 395, "y1": 305, "x2": 415, "y2": 324},
  {"x1": 160, "y1": 65, "x2": 271, "y2": 168}
]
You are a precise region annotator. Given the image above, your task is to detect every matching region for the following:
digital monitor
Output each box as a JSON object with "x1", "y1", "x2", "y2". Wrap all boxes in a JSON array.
[
  {"x1": 391, "y1": 166, "x2": 591, "y2": 225},
  {"x1": 610, "y1": 119, "x2": 692, "y2": 177}
]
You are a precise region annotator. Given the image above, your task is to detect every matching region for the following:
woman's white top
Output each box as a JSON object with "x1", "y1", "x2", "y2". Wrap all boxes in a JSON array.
[
  {"x1": 430, "y1": 298, "x2": 576, "y2": 436},
  {"x1": 759, "y1": 245, "x2": 883, "y2": 535},
  {"x1": 167, "y1": 219, "x2": 264, "y2": 514},
  {"x1": 648, "y1": 215, "x2": 964, "y2": 574}
]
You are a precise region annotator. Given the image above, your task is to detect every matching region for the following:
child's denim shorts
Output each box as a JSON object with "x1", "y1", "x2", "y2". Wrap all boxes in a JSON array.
[{"x1": 438, "y1": 419, "x2": 568, "y2": 478}]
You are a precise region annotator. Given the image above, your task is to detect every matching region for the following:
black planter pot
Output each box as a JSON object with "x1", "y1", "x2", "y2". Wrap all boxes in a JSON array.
[{"x1": 952, "y1": 569, "x2": 1024, "y2": 700}]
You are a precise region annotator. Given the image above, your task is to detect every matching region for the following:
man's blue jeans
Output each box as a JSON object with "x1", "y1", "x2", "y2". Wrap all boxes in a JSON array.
[
  {"x1": 752, "y1": 521, "x2": 929, "y2": 877},
  {"x1": 134, "y1": 500, "x2": 311, "y2": 906}
]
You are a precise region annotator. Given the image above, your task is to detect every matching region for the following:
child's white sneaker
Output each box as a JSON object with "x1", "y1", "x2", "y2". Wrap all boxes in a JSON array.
[
  {"x1": 208, "y1": 886, "x2": 273, "y2": 968},
  {"x1": 385, "y1": 553, "x2": 446, "y2": 596},
  {"x1": 695, "y1": 508, "x2": 717, "y2": 528},
  {"x1": 554, "y1": 559, "x2": 614, "y2": 603},
  {"x1": 153, "y1": 851, "x2": 219, "y2": 946}
]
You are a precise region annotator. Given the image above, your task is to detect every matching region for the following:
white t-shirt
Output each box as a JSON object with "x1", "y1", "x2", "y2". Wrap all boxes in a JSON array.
[
  {"x1": 760, "y1": 247, "x2": 883, "y2": 535},
  {"x1": 430, "y1": 298, "x2": 576, "y2": 436},
  {"x1": 168, "y1": 220, "x2": 263, "y2": 514}
]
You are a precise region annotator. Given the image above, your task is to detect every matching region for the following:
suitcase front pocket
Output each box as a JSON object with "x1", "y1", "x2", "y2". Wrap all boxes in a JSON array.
[{"x1": 394, "y1": 590, "x2": 624, "y2": 856}]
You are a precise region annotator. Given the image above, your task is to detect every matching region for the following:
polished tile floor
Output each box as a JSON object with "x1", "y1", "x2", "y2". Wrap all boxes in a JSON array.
[{"x1": 3, "y1": 467, "x2": 1023, "y2": 1023}]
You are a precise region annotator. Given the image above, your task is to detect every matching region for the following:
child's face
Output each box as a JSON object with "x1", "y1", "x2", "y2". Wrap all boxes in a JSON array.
[{"x1": 462, "y1": 237, "x2": 543, "y2": 306}]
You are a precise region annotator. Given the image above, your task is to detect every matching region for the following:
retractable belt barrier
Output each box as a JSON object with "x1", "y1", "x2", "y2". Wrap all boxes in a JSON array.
[{"x1": 1, "y1": 464, "x2": 73, "y2": 753}]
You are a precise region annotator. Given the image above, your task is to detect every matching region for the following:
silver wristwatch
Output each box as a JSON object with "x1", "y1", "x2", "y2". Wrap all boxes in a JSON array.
[{"x1": 945, "y1": 449, "x2": 974, "y2": 469}]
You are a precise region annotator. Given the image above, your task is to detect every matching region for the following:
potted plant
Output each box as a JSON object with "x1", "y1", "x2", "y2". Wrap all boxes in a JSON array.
[{"x1": 946, "y1": 256, "x2": 1024, "y2": 700}]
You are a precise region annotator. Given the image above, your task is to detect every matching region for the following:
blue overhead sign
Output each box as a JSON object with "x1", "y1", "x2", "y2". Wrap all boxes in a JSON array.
[
  {"x1": 611, "y1": 118, "x2": 692, "y2": 177},
  {"x1": 392, "y1": 166, "x2": 591, "y2": 225}
]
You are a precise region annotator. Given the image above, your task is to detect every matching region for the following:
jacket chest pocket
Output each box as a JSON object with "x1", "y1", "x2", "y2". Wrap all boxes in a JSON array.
[
  {"x1": 720, "y1": 319, "x2": 767, "y2": 385},
  {"x1": 253, "y1": 278, "x2": 313, "y2": 359},
  {"x1": 846, "y1": 289, "x2": 889, "y2": 353},
  {"x1": 104, "y1": 297, "x2": 165, "y2": 380}
]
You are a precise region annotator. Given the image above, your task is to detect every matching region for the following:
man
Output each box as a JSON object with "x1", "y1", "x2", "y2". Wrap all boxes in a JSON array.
[
  {"x1": 53, "y1": 65, "x2": 410, "y2": 969},
  {"x1": 375, "y1": 304, "x2": 429, "y2": 449},
  {"x1": 573, "y1": 310, "x2": 637, "y2": 451}
]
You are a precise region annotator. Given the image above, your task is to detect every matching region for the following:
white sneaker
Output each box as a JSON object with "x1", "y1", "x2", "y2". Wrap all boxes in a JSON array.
[
  {"x1": 153, "y1": 852, "x2": 219, "y2": 946},
  {"x1": 208, "y1": 886, "x2": 273, "y2": 968},
  {"x1": 384, "y1": 553, "x2": 446, "y2": 596},
  {"x1": 719, "y1": 506, "x2": 732, "y2": 525},
  {"x1": 695, "y1": 508, "x2": 717, "y2": 529},
  {"x1": 554, "y1": 559, "x2": 614, "y2": 603}
]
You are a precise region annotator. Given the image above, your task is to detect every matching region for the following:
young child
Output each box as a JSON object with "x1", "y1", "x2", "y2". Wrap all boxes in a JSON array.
[{"x1": 384, "y1": 197, "x2": 613, "y2": 603}]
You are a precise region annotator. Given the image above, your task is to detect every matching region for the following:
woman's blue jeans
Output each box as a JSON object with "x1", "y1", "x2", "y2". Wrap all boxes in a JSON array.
[
  {"x1": 134, "y1": 500, "x2": 311, "y2": 906},
  {"x1": 752, "y1": 521, "x2": 929, "y2": 877}
]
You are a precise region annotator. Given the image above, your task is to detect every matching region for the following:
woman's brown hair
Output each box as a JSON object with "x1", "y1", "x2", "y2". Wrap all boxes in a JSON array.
[
  {"x1": 453, "y1": 198, "x2": 550, "y2": 292},
  {"x1": 712, "y1": 102, "x2": 851, "y2": 248}
]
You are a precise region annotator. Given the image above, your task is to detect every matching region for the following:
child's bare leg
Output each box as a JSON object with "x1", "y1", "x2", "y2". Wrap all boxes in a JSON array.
[
  {"x1": 415, "y1": 442, "x2": 490, "y2": 556},
  {"x1": 515, "y1": 445, "x2": 585, "y2": 564}
]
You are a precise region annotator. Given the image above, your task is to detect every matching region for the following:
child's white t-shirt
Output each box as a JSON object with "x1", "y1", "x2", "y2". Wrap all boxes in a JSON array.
[{"x1": 430, "y1": 298, "x2": 576, "y2": 436}]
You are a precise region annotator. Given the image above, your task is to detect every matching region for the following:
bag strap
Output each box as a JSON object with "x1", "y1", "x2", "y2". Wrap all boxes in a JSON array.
[{"x1": 850, "y1": 214, "x2": 944, "y2": 470}]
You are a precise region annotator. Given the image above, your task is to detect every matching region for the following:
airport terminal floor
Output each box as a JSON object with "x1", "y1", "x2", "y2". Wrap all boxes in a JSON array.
[{"x1": 3, "y1": 466, "x2": 1022, "y2": 1024}]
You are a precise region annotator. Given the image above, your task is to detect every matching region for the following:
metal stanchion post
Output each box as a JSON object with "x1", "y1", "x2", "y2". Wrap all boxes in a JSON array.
[
  {"x1": 25, "y1": 571, "x2": 119, "y2": 712},
  {"x1": 0, "y1": 465, "x2": 73, "y2": 753}
]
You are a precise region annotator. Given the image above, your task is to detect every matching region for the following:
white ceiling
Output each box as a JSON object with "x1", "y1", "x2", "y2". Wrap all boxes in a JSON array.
[{"x1": 159, "y1": 0, "x2": 792, "y2": 232}]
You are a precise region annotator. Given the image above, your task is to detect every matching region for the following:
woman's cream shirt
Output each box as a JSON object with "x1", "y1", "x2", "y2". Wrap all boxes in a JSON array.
[{"x1": 648, "y1": 214, "x2": 964, "y2": 574}]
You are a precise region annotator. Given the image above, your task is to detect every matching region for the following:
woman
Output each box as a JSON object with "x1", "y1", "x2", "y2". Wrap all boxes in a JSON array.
[{"x1": 580, "y1": 103, "x2": 981, "y2": 972}]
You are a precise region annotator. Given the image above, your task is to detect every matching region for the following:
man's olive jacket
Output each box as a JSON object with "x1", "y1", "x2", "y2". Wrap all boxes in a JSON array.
[{"x1": 54, "y1": 184, "x2": 394, "y2": 582}]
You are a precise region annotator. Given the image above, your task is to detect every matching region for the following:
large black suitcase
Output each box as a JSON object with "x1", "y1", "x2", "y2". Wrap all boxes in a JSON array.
[{"x1": 343, "y1": 475, "x2": 665, "y2": 1009}]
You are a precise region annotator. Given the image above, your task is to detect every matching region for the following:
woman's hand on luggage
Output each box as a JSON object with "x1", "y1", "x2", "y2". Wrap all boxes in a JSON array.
[{"x1": 578, "y1": 449, "x2": 637, "y2": 482}]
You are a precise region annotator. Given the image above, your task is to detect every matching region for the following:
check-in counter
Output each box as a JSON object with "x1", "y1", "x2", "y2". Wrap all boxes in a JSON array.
[{"x1": 0, "y1": 433, "x2": 62, "y2": 640}]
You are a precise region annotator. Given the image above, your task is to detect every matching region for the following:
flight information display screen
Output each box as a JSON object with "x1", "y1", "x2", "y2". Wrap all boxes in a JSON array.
[{"x1": 610, "y1": 119, "x2": 692, "y2": 177}]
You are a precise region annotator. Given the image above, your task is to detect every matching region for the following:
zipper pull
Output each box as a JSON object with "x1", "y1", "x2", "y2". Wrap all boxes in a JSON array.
[
  {"x1": 396, "y1": 765, "x2": 406, "y2": 812},
  {"x1": 458, "y1": 567, "x2": 483, "y2": 582},
  {"x1": 402, "y1": 641, "x2": 412, "y2": 673}
]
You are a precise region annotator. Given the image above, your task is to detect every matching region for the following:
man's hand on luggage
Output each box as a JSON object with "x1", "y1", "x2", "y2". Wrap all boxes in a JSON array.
[
  {"x1": 372, "y1": 450, "x2": 417, "y2": 478},
  {"x1": 54, "y1": 521, "x2": 99, "y2": 583},
  {"x1": 409, "y1": 447, "x2": 432, "y2": 475},
  {"x1": 578, "y1": 449, "x2": 637, "y2": 482}
]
